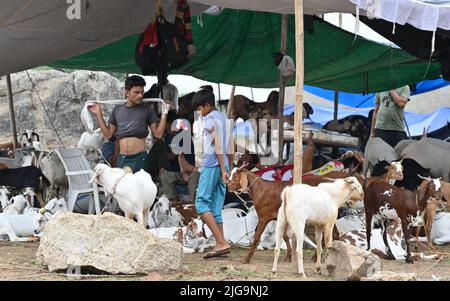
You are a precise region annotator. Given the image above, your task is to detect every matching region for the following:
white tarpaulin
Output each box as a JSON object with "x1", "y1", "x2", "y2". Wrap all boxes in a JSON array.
[
  {"x1": 350, "y1": 0, "x2": 450, "y2": 31},
  {"x1": 1, "y1": 0, "x2": 449, "y2": 76}
]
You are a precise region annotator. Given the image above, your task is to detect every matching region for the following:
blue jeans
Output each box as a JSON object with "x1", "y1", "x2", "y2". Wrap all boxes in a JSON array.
[
  {"x1": 117, "y1": 151, "x2": 147, "y2": 173},
  {"x1": 195, "y1": 166, "x2": 227, "y2": 224}
]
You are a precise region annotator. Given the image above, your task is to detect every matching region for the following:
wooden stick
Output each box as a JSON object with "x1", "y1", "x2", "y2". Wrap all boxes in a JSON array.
[
  {"x1": 278, "y1": 14, "x2": 288, "y2": 165},
  {"x1": 227, "y1": 86, "x2": 236, "y2": 119},
  {"x1": 6, "y1": 74, "x2": 18, "y2": 153},
  {"x1": 293, "y1": 0, "x2": 304, "y2": 184}
]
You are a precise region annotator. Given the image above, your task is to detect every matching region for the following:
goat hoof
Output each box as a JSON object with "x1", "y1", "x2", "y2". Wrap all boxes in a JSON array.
[
  {"x1": 315, "y1": 267, "x2": 321, "y2": 273},
  {"x1": 299, "y1": 272, "x2": 307, "y2": 279},
  {"x1": 243, "y1": 258, "x2": 251, "y2": 264},
  {"x1": 284, "y1": 255, "x2": 292, "y2": 263},
  {"x1": 405, "y1": 257, "x2": 414, "y2": 264},
  {"x1": 271, "y1": 271, "x2": 277, "y2": 278}
]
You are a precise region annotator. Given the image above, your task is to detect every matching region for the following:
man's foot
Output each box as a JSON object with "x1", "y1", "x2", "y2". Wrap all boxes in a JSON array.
[
  {"x1": 178, "y1": 152, "x2": 194, "y2": 173},
  {"x1": 203, "y1": 247, "x2": 231, "y2": 259}
]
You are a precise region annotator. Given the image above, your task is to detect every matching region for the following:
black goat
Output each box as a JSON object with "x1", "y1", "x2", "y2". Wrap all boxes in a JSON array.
[{"x1": 372, "y1": 159, "x2": 430, "y2": 191}]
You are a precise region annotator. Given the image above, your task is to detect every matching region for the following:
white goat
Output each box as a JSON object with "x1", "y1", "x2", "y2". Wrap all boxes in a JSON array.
[
  {"x1": 77, "y1": 129, "x2": 106, "y2": 156},
  {"x1": 272, "y1": 177, "x2": 364, "y2": 278},
  {"x1": 0, "y1": 211, "x2": 46, "y2": 241},
  {"x1": 148, "y1": 196, "x2": 183, "y2": 228},
  {"x1": 90, "y1": 164, "x2": 157, "y2": 227},
  {"x1": 2, "y1": 194, "x2": 31, "y2": 215}
]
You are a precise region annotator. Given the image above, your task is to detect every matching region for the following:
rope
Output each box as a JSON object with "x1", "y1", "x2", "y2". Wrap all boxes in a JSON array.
[
  {"x1": 418, "y1": 254, "x2": 446, "y2": 278},
  {"x1": 25, "y1": 71, "x2": 65, "y2": 148}
]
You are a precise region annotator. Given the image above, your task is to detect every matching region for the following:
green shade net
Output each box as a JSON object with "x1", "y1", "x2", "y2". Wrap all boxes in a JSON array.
[{"x1": 50, "y1": 9, "x2": 442, "y2": 93}]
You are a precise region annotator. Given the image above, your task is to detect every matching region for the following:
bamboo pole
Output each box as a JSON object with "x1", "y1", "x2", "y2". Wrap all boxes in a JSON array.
[
  {"x1": 6, "y1": 74, "x2": 18, "y2": 153},
  {"x1": 227, "y1": 85, "x2": 236, "y2": 119},
  {"x1": 278, "y1": 14, "x2": 288, "y2": 164},
  {"x1": 333, "y1": 91, "x2": 339, "y2": 121},
  {"x1": 293, "y1": 0, "x2": 304, "y2": 184}
]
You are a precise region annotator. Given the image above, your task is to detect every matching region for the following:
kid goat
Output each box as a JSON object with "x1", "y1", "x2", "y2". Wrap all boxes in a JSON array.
[{"x1": 271, "y1": 177, "x2": 364, "y2": 278}]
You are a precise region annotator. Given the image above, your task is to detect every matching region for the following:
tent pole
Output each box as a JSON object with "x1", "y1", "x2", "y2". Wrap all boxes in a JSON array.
[
  {"x1": 6, "y1": 74, "x2": 18, "y2": 154},
  {"x1": 333, "y1": 90, "x2": 338, "y2": 121},
  {"x1": 293, "y1": 0, "x2": 304, "y2": 184},
  {"x1": 278, "y1": 14, "x2": 288, "y2": 164},
  {"x1": 227, "y1": 85, "x2": 236, "y2": 119},
  {"x1": 218, "y1": 83, "x2": 221, "y2": 101}
]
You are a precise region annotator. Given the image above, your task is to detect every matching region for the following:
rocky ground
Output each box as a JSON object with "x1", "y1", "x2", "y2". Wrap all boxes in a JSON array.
[{"x1": 1, "y1": 240, "x2": 450, "y2": 281}]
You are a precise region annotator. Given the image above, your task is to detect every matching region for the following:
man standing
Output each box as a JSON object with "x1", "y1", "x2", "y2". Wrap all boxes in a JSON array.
[
  {"x1": 89, "y1": 75, "x2": 170, "y2": 173},
  {"x1": 370, "y1": 85, "x2": 410, "y2": 148}
]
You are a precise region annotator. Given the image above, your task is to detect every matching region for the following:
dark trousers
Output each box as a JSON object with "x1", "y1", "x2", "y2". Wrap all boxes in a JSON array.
[
  {"x1": 146, "y1": 139, "x2": 169, "y2": 180},
  {"x1": 374, "y1": 129, "x2": 408, "y2": 148}
]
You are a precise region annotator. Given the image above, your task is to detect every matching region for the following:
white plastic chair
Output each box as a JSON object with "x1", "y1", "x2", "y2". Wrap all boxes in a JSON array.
[{"x1": 55, "y1": 148, "x2": 102, "y2": 215}]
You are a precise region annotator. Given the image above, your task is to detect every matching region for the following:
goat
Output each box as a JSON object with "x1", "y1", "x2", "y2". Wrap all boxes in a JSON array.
[
  {"x1": 364, "y1": 178, "x2": 442, "y2": 263},
  {"x1": 228, "y1": 165, "x2": 293, "y2": 263},
  {"x1": 0, "y1": 167, "x2": 49, "y2": 207},
  {"x1": 414, "y1": 197, "x2": 448, "y2": 250},
  {"x1": 2, "y1": 194, "x2": 31, "y2": 214},
  {"x1": 365, "y1": 160, "x2": 404, "y2": 188},
  {"x1": 363, "y1": 137, "x2": 399, "y2": 176},
  {"x1": 373, "y1": 158, "x2": 430, "y2": 191},
  {"x1": 77, "y1": 128, "x2": 106, "y2": 155},
  {"x1": 272, "y1": 177, "x2": 364, "y2": 278},
  {"x1": 38, "y1": 151, "x2": 68, "y2": 188},
  {"x1": 90, "y1": 164, "x2": 157, "y2": 227},
  {"x1": 323, "y1": 115, "x2": 371, "y2": 150},
  {"x1": 0, "y1": 211, "x2": 47, "y2": 241},
  {"x1": 148, "y1": 196, "x2": 183, "y2": 228},
  {"x1": 20, "y1": 129, "x2": 41, "y2": 151}
]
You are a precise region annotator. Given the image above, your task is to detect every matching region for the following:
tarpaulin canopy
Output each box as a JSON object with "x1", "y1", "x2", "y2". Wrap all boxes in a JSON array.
[
  {"x1": 305, "y1": 78, "x2": 450, "y2": 108},
  {"x1": 50, "y1": 9, "x2": 442, "y2": 93},
  {"x1": 282, "y1": 103, "x2": 450, "y2": 138}
]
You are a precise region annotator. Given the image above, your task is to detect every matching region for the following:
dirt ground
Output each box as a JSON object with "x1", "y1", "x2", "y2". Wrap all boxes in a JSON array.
[{"x1": 1, "y1": 240, "x2": 450, "y2": 281}]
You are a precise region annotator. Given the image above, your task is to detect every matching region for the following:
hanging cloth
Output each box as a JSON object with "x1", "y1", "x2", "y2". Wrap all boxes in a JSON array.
[{"x1": 175, "y1": 0, "x2": 196, "y2": 57}]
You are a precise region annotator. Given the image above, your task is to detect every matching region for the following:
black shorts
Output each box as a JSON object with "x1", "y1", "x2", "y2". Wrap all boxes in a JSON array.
[{"x1": 374, "y1": 129, "x2": 408, "y2": 148}]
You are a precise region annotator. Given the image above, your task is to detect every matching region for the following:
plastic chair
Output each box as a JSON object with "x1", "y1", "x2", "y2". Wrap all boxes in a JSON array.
[{"x1": 55, "y1": 148, "x2": 102, "y2": 215}]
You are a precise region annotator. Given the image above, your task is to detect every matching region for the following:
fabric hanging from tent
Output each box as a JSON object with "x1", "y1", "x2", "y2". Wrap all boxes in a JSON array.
[
  {"x1": 50, "y1": 9, "x2": 443, "y2": 93},
  {"x1": 350, "y1": 0, "x2": 450, "y2": 31}
]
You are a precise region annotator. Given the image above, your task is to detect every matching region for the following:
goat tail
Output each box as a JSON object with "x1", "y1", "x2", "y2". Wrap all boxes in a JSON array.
[{"x1": 280, "y1": 186, "x2": 290, "y2": 217}]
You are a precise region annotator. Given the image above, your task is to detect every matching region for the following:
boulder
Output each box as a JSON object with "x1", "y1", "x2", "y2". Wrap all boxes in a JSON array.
[
  {"x1": 323, "y1": 241, "x2": 381, "y2": 280},
  {"x1": 363, "y1": 271, "x2": 418, "y2": 281},
  {"x1": 37, "y1": 212, "x2": 183, "y2": 274}
]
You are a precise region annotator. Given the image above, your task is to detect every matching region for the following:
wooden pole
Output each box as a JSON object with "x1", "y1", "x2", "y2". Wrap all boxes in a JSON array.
[
  {"x1": 6, "y1": 74, "x2": 18, "y2": 153},
  {"x1": 293, "y1": 0, "x2": 304, "y2": 184},
  {"x1": 227, "y1": 85, "x2": 236, "y2": 119},
  {"x1": 333, "y1": 90, "x2": 339, "y2": 121},
  {"x1": 217, "y1": 83, "x2": 221, "y2": 101},
  {"x1": 278, "y1": 14, "x2": 288, "y2": 164}
]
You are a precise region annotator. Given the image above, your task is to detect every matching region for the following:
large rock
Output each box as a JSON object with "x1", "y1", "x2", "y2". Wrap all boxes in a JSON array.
[
  {"x1": 0, "y1": 70, "x2": 122, "y2": 149},
  {"x1": 36, "y1": 212, "x2": 183, "y2": 274},
  {"x1": 322, "y1": 241, "x2": 381, "y2": 280},
  {"x1": 362, "y1": 271, "x2": 418, "y2": 281}
]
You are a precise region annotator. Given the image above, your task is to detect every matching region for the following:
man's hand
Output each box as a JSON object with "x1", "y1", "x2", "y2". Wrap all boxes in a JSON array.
[
  {"x1": 161, "y1": 101, "x2": 170, "y2": 117},
  {"x1": 88, "y1": 103, "x2": 102, "y2": 116},
  {"x1": 222, "y1": 169, "x2": 229, "y2": 184}
]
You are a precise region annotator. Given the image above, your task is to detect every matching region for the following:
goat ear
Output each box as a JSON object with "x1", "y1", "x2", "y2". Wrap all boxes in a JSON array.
[{"x1": 239, "y1": 173, "x2": 248, "y2": 191}]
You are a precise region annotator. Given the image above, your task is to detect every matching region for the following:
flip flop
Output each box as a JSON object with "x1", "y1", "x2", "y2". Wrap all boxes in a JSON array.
[{"x1": 203, "y1": 248, "x2": 231, "y2": 259}]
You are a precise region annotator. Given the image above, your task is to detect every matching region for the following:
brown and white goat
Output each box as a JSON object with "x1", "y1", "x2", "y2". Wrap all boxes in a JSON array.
[
  {"x1": 364, "y1": 160, "x2": 404, "y2": 189},
  {"x1": 364, "y1": 178, "x2": 442, "y2": 263},
  {"x1": 228, "y1": 165, "x2": 293, "y2": 264},
  {"x1": 272, "y1": 177, "x2": 364, "y2": 278}
]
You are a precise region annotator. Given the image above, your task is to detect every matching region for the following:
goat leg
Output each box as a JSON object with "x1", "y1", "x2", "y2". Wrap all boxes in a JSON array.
[
  {"x1": 401, "y1": 222, "x2": 414, "y2": 264},
  {"x1": 382, "y1": 220, "x2": 395, "y2": 260},
  {"x1": 425, "y1": 216, "x2": 435, "y2": 249},
  {"x1": 244, "y1": 220, "x2": 269, "y2": 264},
  {"x1": 283, "y1": 232, "x2": 292, "y2": 262}
]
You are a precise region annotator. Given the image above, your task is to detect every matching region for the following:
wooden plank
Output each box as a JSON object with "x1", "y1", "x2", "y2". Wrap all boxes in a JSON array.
[{"x1": 283, "y1": 128, "x2": 360, "y2": 148}]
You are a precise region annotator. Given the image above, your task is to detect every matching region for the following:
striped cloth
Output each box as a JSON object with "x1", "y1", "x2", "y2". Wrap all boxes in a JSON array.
[{"x1": 175, "y1": 0, "x2": 195, "y2": 56}]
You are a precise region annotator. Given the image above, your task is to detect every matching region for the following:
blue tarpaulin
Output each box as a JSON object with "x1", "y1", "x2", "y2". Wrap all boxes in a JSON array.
[
  {"x1": 304, "y1": 78, "x2": 450, "y2": 108},
  {"x1": 283, "y1": 103, "x2": 450, "y2": 138}
]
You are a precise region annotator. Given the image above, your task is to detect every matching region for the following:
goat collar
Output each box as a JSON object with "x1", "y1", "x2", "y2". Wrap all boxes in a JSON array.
[
  {"x1": 240, "y1": 176, "x2": 261, "y2": 194},
  {"x1": 107, "y1": 171, "x2": 128, "y2": 196}
]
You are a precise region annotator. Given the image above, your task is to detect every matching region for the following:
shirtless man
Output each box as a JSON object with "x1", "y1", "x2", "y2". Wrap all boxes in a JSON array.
[{"x1": 89, "y1": 75, "x2": 169, "y2": 173}]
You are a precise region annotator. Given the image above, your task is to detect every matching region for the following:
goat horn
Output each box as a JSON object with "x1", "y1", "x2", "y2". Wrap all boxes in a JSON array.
[
  {"x1": 417, "y1": 174, "x2": 429, "y2": 181},
  {"x1": 238, "y1": 161, "x2": 249, "y2": 170}
]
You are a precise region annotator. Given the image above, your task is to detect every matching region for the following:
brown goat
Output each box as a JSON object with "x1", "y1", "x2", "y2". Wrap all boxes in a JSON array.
[
  {"x1": 364, "y1": 161, "x2": 404, "y2": 189},
  {"x1": 228, "y1": 167, "x2": 293, "y2": 264},
  {"x1": 364, "y1": 178, "x2": 442, "y2": 263},
  {"x1": 414, "y1": 197, "x2": 448, "y2": 249},
  {"x1": 228, "y1": 167, "x2": 362, "y2": 264},
  {"x1": 302, "y1": 133, "x2": 315, "y2": 174}
]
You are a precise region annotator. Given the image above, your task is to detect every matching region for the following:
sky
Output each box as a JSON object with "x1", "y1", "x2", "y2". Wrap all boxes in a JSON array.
[{"x1": 142, "y1": 13, "x2": 392, "y2": 104}]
